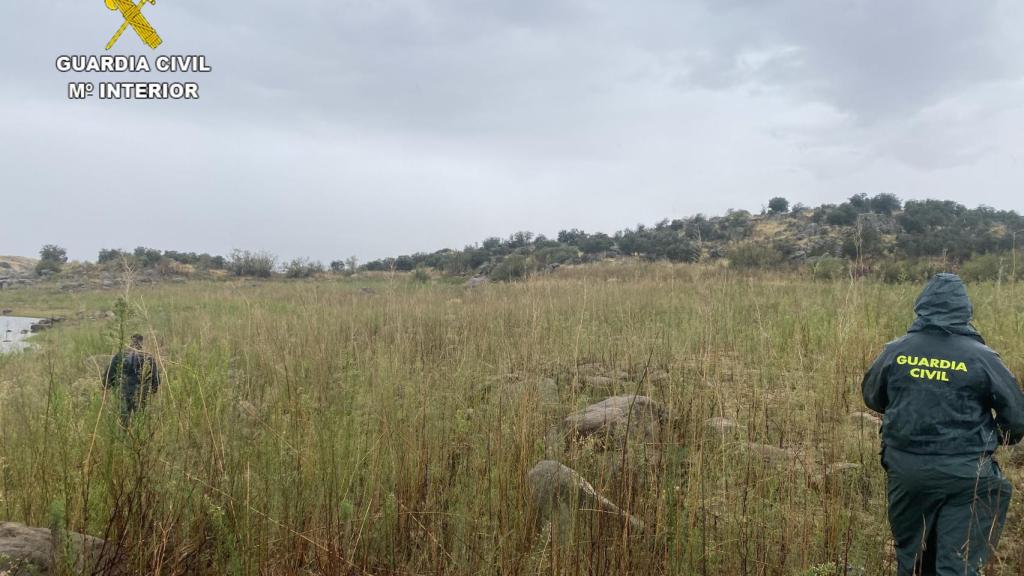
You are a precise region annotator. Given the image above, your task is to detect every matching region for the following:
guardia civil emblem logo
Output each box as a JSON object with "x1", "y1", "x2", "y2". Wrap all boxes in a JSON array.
[{"x1": 105, "y1": 0, "x2": 163, "y2": 50}]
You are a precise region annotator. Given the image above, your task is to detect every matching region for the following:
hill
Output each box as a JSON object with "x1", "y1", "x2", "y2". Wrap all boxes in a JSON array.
[
  {"x1": 0, "y1": 256, "x2": 37, "y2": 275},
  {"x1": 8, "y1": 195, "x2": 1024, "y2": 286},
  {"x1": 357, "y1": 195, "x2": 1024, "y2": 283}
]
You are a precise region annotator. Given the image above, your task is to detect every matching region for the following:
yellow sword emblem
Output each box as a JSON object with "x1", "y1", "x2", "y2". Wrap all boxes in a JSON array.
[{"x1": 105, "y1": 0, "x2": 162, "y2": 50}]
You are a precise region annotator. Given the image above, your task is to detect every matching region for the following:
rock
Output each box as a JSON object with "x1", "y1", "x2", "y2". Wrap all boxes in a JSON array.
[
  {"x1": 577, "y1": 374, "x2": 618, "y2": 390},
  {"x1": 0, "y1": 522, "x2": 106, "y2": 575},
  {"x1": 646, "y1": 369, "x2": 670, "y2": 384},
  {"x1": 527, "y1": 461, "x2": 644, "y2": 531},
  {"x1": 576, "y1": 363, "x2": 627, "y2": 380},
  {"x1": 465, "y1": 276, "x2": 489, "y2": 289},
  {"x1": 236, "y1": 400, "x2": 260, "y2": 422},
  {"x1": 705, "y1": 417, "x2": 746, "y2": 436},
  {"x1": 849, "y1": 412, "x2": 882, "y2": 428},
  {"x1": 744, "y1": 442, "x2": 800, "y2": 466},
  {"x1": 565, "y1": 395, "x2": 664, "y2": 444},
  {"x1": 826, "y1": 462, "x2": 862, "y2": 477},
  {"x1": 358, "y1": 287, "x2": 377, "y2": 296},
  {"x1": 809, "y1": 462, "x2": 866, "y2": 491}
]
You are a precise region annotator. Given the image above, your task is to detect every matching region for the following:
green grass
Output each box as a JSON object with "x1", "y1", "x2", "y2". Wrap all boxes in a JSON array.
[{"x1": 1, "y1": 263, "x2": 1023, "y2": 575}]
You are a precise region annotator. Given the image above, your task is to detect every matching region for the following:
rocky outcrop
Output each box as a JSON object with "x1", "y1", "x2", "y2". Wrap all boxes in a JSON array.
[
  {"x1": 564, "y1": 395, "x2": 664, "y2": 445},
  {"x1": 527, "y1": 460, "x2": 643, "y2": 531},
  {"x1": 0, "y1": 522, "x2": 106, "y2": 575}
]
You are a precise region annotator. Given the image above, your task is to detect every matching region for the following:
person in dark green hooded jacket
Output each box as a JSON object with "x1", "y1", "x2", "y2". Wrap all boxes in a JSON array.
[{"x1": 863, "y1": 273, "x2": 1024, "y2": 575}]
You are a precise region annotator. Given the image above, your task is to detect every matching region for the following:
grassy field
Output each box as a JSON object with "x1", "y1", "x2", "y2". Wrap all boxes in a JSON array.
[{"x1": 1, "y1": 262, "x2": 1023, "y2": 575}]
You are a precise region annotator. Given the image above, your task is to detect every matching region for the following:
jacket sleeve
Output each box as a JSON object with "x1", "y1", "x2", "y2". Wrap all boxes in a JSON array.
[
  {"x1": 104, "y1": 354, "x2": 119, "y2": 388},
  {"x1": 984, "y1": 352, "x2": 1024, "y2": 446},
  {"x1": 862, "y1": 347, "x2": 892, "y2": 414}
]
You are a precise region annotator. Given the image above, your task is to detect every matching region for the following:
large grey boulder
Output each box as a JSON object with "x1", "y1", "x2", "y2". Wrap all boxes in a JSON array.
[
  {"x1": 564, "y1": 395, "x2": 664, "y2": 444},
  {"x1": 527, "y1": 460, "x2": 643, "y2": 531},
  {"x1": 849, "y1": 412, "x2": 882, "y2": 428},
  {"x1": 0, "y1": 522, "x2": 106, "y2": 575},
  {"x1": 705, "y1": 417, "x2": 746, "y2": 437}
]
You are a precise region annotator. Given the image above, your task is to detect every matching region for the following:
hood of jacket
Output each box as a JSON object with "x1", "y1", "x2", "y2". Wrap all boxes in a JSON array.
[{"x1": 908, "y1": 273, "x2": 983, "y2": 342}]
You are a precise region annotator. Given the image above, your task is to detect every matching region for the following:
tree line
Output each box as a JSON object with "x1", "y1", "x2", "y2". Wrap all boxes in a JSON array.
[{"x1": 30, "y1": 194, "x2": 1024, "y2": 282}]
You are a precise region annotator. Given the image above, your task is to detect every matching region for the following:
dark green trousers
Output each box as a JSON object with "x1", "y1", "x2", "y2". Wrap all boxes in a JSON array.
[{"x1": 883, "y1": 447, "x2": 1012, "y2": 576}]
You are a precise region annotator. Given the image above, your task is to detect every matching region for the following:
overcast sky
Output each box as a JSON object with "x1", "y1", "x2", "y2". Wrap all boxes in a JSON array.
[{"x1": 3, "y1": 1, "x2": 1024, "y2": 263}]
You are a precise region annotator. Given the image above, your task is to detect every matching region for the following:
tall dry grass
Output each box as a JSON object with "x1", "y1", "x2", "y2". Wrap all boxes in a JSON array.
[{"x1": 0, "y1": 262, "x2": 1022, "y2": 575}]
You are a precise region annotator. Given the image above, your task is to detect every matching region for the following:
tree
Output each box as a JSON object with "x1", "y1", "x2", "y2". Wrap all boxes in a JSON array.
[
  {"x1": 826, "y1": 204, "x2": 859, "y2": 226},
  {"x1": 847, "y1": 193, "x2": 870, "y2": 211},
  {"x1": 768, "y1": 197, "x2": 790, "y2": 214},
  {"x1": 98, "y1": 248, "x2": 128, "y2": 264},
  {"x1": 133, "y1": 246, "x2": 163, "y2": 268},
  {"x1": 869, "y1": 193, "x2": 902, "y2": 215},
  {"x1": 36, "y1": 244, "x2": 68, "y2": 275}
]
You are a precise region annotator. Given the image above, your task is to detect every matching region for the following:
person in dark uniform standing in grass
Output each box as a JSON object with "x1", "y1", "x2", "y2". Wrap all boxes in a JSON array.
[
  {"x1": 863, "y1": 273, "x2": 1024, "y2": 575},
  {"x1": 105, "y1": 333, "x2": 161, "y2": 426}
]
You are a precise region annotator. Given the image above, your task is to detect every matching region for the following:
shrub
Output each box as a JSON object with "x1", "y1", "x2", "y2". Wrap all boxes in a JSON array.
[
  {"x1": 230, "y1": 250, "x2": 276, "y2": 278},
  {"x1": 810, "y1": 256, "x2": 848, "y2": 280},
  {"x1": 98, "y1": 248, "x2": 129, "y2": 264},
  {"x1": 825, "y1": 204, "x2": 859, "y2": 226},
  {"x1": 283, "y1": 258, "x2": 324, "y2": 279},
  {"x1": 411, "y1": 267, "x2": 430, "y2": 284},
  {"x1": 960, "y1": 253, "x2": 1008, "y2": 282},
  {"x1": 133, "y1": 247, "x2": 164, "y2": 268},
  {"x1": 876, "y1": 259, "x2": 946, "y2": 284},
  {"x1": 534, "y1": 246, "x2": 578, "y2": 267},
  {"x1": 728, "y1": 242, "x2": 785, "y2": 269},
  {"x1": 490, "y1": 255, "x2": 532, "y2": 281}
]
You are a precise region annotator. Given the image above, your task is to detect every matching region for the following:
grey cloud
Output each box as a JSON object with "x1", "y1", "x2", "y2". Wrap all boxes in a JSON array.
[{"x1": 1, "y1": 1, "x2": 1023, "y2": 263}]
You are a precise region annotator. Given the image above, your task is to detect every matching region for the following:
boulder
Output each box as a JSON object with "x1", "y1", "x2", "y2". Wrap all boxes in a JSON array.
[
  {"x1": 527, "y1": 460, "x2": 643, "y2": 531},
  {"x1": 236, "y1": 400, "x2": 260, "y2": 422},
  {"x1": 0, "y1": 522, "x2": 106, "y2": 575},
  {"x1": 646, "y1": 369, "x2": 670, "y2": 384},
  {"x1": 565, "y1": 395, "x2": 664, "y2": 444},
  {"x1": 576, "y1": 374, "x2": 619, "y2": 391},
  {"x1": 826, "y1": 462, "x2": 862, "y2": 477},
  {"x1": 705, "y1": 417, "x2": 746, "y2": 437},
  {"x1": 465, "y1": 276, "x2": 489, "y2": 289},
  {"x1": 849, "y1": 412, "x2": 882, "y2": 428},
  {"x1": 576, "y1": 363, "x2": 628, "y2": 380},
  {"x1": 744, "y1": 442, "x2": 800, "y2": 466}
]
